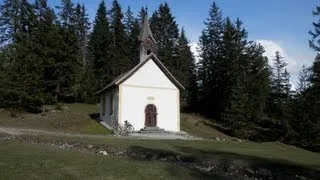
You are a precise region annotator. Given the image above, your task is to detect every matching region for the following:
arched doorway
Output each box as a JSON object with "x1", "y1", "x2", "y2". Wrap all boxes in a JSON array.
[{"x1": 145, "y1": 104, "x2": 157, "y2": 127}]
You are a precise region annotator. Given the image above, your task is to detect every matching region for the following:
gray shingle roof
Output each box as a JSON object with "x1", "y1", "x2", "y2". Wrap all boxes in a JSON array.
[{"x1": 138, "y1": 14, "x2": 155, "y2": 43}]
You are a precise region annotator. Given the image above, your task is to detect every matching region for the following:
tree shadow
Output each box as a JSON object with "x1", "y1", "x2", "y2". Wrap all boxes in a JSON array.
[
  {"x1": 127, "y1": 145, "x2": 320, "y2": 179},
  {"x1": 127, "y1": 146, "x2": 227, "y2": 179}
]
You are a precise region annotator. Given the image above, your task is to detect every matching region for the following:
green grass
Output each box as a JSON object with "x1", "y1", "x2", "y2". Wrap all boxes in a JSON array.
[
  {"x1": 13, "y1": 133, "x2": 320, "y2": 171},
  {"x1": 1, "y1": 135, "x2": 319, "y2": 179},
  {"x1": 0, "y1": 103, "x2": 111, "y2": 135},
  {"x1": 0, "y1": 142, "x2": 212, "y2": 180},
  {"x1": 180, "y1": 113, "x2": 229, "y2": 139}
]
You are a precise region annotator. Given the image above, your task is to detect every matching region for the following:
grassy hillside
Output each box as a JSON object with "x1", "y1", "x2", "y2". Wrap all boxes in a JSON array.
[
  {"x1": 0, "y1": 103, "x2": 229, "y2": 139},
  {"x1": 181, "y1": 113, "x2": 229, "y2": 139},
  {"x1": 0, "y1": 104, "x2": 111, "y2": 135}
]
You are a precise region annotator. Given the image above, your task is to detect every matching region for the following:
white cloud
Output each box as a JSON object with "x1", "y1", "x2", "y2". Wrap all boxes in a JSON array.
[
  {"x1": 256, "y1": 40, "x2": 298, "y2": 75},
  {"x1": 189, "y1": 39, "x2": 313, "y2": 90},
  {"x1": 257, "y1": 40, "x2": 303, "y2": 90}
]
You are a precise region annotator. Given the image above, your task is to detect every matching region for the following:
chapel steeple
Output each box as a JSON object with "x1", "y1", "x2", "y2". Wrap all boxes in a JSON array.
[{"x1": 139, "y1": 14, "x2": 156, "y2": 62}]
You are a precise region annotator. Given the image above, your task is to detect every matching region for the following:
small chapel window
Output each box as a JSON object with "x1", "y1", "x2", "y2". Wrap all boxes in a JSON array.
[{"x1": 147, "y1": 49, "x2": 151, "y2": 55}]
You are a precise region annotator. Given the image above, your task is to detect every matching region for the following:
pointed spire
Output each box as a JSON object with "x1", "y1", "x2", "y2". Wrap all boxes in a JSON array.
[{"x1": 138, "y1": 14, "x2": 155, "y2": 43}]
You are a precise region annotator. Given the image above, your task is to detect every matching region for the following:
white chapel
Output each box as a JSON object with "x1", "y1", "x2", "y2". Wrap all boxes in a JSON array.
[{"x1": 97, "y1": 15, "x2": 184, "y2": 132}]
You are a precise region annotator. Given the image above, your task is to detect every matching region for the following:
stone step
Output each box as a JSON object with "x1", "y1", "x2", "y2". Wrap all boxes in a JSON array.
[{"x1": 139, "y1": 127, "x2": 165, "y2": 133}]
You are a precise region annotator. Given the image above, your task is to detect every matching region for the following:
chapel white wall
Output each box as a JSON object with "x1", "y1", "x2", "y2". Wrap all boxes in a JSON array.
[
  {"x1": 122, "y1": 59, "x2": 177, "y2": 89},
  {"x1": 120, "y1": 85, "x2": 179, "y2": 131},
  {"x1": 119, "y1": 59, "x2": 180, "y2": 131}
]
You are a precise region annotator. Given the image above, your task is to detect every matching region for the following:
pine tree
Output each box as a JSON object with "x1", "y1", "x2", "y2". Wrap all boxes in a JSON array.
[
  {"x1": 308, "y1": 4, "x2": 320, "y2": 150},
  {"x1": 177, "y1": 28, "x2": 197, "y2": 110},
  {"x1": 150, "y1": 3, "x2": 179, "y2": 68},
  {"x1": 55, "y1": 0, "x2": 81, "y2": 102},
  {"x1": 124, "y1": 6, "x2": 140, "y2": 65},
  {"x1": 56, "y1": 0, "x2": 75, "y2": 28},
  {"x1": 270, "y1": 51, "x2": 291, "y2": 109},
  {"x1": 0, "y1": 0, "x2": 44, "y2": 112},
  {"x1": 109, "y1": 0, "x2": 130, "y2": 75},
  {"x1": 0, "y1": 0, "x2": 20, "y2": 44},
  {"x1": 138, "y1": 6, "x2": 147, "y2": 28},
  {"x1": 220, "y1": 17, "x2": 250, "y2": 134},
  {"x1": 267, "y1": 51, "x2": 292, "y2": 139},
  {"x1": 198, "y1": 2, "x2": 224, "y2": 117},
  {"x1": 32, "y1": 0, "x2": 64, "y2": 104},
  {"x1": 297, "y1": 65, "x2": 311, "y2": 94},
  {"x1": 74, "y1": 3, "x2": 90, "y2": 68},
  {"x1": 87, "y1": 0, "x2": 111, "y2": 89}
]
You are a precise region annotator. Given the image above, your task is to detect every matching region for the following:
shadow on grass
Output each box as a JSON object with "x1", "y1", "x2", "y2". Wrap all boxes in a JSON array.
[
  {"x1": 127, "y1": 146, "x2": 225, "y2": 179},
  {"x1": 127, "y1": 145, "x2": 320, "y2": 179},
  {"x1": 89, "y1": 113, "x2": 100, "y2": 122}
]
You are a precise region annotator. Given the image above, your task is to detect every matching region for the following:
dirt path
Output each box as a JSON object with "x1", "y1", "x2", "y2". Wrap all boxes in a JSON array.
[
  {"x1": 0, "y1": 126, "x2": 200, "y2": 140},
  {"x1": 0, "y1": 126, "x2": 111, "y2": 139}
]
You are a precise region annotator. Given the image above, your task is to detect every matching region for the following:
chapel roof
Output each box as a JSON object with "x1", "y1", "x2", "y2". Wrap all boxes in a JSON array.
[{"x1": 96, "y1": 53, "x2": 185, "y2": 95}]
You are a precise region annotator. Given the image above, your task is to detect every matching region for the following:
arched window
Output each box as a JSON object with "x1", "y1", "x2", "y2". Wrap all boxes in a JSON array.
[{"x1": 146, "y1": 49, "x2": 151, "y2": 55}]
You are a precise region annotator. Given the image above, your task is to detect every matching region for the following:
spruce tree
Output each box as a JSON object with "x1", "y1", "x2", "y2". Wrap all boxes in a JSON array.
[
  {"x1": 138, "y1": 6, "x2": 147, "y2": 28},
  {"x1": 56, "y1": 0, "x2": 75, "y2": 28},
  {"x1": 87, "y1": 0, "x2": 111, "y2": 89},
  {"x1": 124, "y1": 6, "x2": 140, "y2": 65},
  {"x1": 177, "y1": 28, "x2": 197, "y2": 110},
  {"x1": 309, "y1": 4, "x2": 320, "y2": 149},
  {"x1": 267, "y1": 51, "x2": 292, "y2": 139},
  {"x1": 0, "y1": 0, "x2": 20, "y2": 44},
  {"x1": 198, "y1": 2, "x2": 224, "y2": 117},
  {"x1": 4, "y1": 0, "x2": 44, "y2": 112},
  {"x1": 110, "y1": 0, "x2": 130, "y2": 75},
  {"x1": 74, "y1": 3, "x2": 90, "y2": 68},
  {"x1": 150, "y1": 2, "x2": 179, "y2": 68},
  {"x1": 297, "y1": 65, "x2": 311, "y2": 94},
  {"x1": 270, "y1": 51, "x2": 291, "y2": 110},
  {"x1": 55, "y1": 0, "x2": 81, "y2": 102}
]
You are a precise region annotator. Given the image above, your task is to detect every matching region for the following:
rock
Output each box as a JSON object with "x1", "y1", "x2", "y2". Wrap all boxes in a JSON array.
[
  {"x1": 51, "y1": 110, "x2": 61, "y2": 113},
  {"x1": 215, "y1": 137, "x2": 220, "y2": 141},
  {"x1": 227, "y1": 166, "x2": 236, "y2": 172},
  {"x1": 296, "y1": 175, "x2": 306, "y2": 180},
  {"x1": 245, "y1": 167, "x2": 255, "y2": 175},
  {"x1": 98, "y1": 150, "x2": 109, "y2": 156},
  {"x1": 236, "y1": 138, "x2": 242, "y2": 142}
]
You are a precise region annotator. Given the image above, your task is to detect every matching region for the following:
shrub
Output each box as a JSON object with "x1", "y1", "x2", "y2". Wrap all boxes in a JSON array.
[
  {"x1": 9, "y1": 112, "x2": 17, "y2": 118},
  {"x1": 55, "y1": 103, "x2": 64, "y2": 111}
]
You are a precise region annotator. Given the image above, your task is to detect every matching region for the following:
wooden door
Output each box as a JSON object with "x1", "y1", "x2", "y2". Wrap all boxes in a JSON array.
[{"x1": 145, "y1": 104, "x2": 157, "y2": 127}]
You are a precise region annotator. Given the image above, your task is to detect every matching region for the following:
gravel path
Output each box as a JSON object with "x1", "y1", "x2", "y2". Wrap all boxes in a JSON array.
[
  {"x1": 0, "y1": 126, "x2": 200, "y2": 140},
  {"x1": 0, "y1": 126, "x2": 110, "y2": 139}
]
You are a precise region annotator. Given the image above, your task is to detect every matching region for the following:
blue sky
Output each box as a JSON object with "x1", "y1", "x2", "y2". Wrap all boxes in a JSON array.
[{"x1": 2, "y1": 0, "x2": 318, "y2": 87}]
